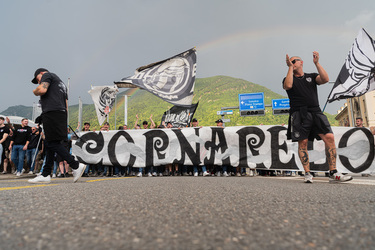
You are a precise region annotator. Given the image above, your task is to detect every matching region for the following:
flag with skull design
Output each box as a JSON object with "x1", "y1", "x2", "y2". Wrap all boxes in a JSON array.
[
  {"x1": 115, "y1": 48, "x2": 197, "y2": 107},
  {"x1": 88, "y1": 85, "x2": 119, "y2": 125}
]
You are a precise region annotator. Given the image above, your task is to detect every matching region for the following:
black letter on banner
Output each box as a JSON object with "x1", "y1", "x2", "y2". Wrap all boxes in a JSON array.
[
  {"x1": 74, "y1": 132, "x2": 105, "y2": 163},
  {"x1": 204, "y1": 127, "x2": 230, "y2": 166},
  {"x1": 267, "y1": 126, "x2": 298, "y2": 170},
  {"x1": 172, "y1": 128, "x2": 201, "y2": 166},
  {"x1": 107, "y1": 131, "x2": 136, "y2": 167},
  {"x1": 75, "y1": 132, "x2": 104, "y2": 154},
  {"x1": 338, "y1": 128, "x2": 374, "y2": 173},
  {"x1": 237, "y1": 126, "x2": 266, "y2": 168},
  {"x1": 144, "y1": 130, "x2": 169, "y2": 167}
]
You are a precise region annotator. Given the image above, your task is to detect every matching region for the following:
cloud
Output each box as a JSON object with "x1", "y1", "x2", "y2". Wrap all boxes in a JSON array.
[{"x1": 345, "y1": 10, "x2": 375, "y2": 28}]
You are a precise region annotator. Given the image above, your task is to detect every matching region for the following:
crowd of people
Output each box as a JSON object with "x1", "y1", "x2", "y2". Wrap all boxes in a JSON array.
[{"x1": 0, "y1": 115, "x2": 268, "y2": 178}]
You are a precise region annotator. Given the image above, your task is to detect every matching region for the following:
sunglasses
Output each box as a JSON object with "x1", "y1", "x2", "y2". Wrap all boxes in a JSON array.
[{"x1": 291, "y1": 59, "x2": 301, "y2": 64}]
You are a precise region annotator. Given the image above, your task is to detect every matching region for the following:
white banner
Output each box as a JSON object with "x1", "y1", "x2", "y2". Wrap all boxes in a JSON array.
[{"x1": 72, "y1": 126, "x2": 375, "y2": 174}]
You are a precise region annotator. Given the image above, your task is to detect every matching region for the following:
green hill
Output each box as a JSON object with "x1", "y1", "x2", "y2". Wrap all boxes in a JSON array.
[
  {"x1": 67, "y1": 75, "x2": 338, "y2": 130},
  {"x1": 1, "y1": 76, "x2": 339, "y2": 130}
]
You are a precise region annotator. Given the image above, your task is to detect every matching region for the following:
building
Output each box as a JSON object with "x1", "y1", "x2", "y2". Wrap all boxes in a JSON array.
[{"x1": 335, "y1": 90, "x2": 375, "y2": 128}]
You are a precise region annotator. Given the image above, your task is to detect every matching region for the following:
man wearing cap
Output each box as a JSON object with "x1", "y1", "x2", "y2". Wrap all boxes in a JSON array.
[{"x1": 28, "y1": 68, "x2": 86, "y2": 183}]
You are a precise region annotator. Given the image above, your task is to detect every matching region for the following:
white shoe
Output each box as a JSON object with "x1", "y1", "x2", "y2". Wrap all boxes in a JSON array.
[
  {"x1": 16, "y1": 172, "x2": 22, "y2": 177},
  {"x1": 137, "y1": 172, "x2": 142, "y2": 177},
  {"x1": 291, "y1": 171, "x2": 296, "y2": 177},
  {"x1": 217, "y1": 172, "x2": 221, "y2": 177},
  {"x1": 52, "y1": 173, "x2": 56, "y2": 178},
  {"x1": 203, "y1": 171, "x2": 210, "y2": 177},
  {"x1": 159, "y1": 173, "x2": 163, "y2": 177},
  {"x1": 21, "y1": 169, "x2": 25, "y2": 174},
  {"x1": 223, "y1": 171, "x2": 229, "y2": 177},
  {"x1": 28, "y1": 171, "x2": 33, "y2": 175},
  {"x1": 36, "y1": 172, "x2": 42, "y2": 176},
  {"x1": 249, "y1": 170, "x2": 254, "y2": 177},
  {"x1": 236, "y1": 172, "x2": 241, "y2": 177},
  {"x1": 148, "y1": 172, "x2": 152, "y2": 177},
  {"x1": 72, "y1": 163, "x2": 87, "y2": 183},
  {"x1": 28, "y1": 175, "x2": 51, "y2": 184},
  {"x1": 304, "y1": 172, "x2": 313, "y2": 183},
  {"x1": 194, "y1": 172, "x2": 198, "y2": 177},
  {"x1": 329, "y1": 172, "x2": 353, "y2": 183},
  {"x1": 152, "y1": 172, "x2": 157, "y2": 177}
]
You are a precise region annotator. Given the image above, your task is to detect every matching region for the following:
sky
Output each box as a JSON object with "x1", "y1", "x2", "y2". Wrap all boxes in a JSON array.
[{"x1": 1, "y1": 0, "x2": 375, "y2": 115}]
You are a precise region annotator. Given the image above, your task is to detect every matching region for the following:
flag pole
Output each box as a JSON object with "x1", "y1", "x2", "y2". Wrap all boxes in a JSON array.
[
  {"x1": 322, "y1": 81, "x2": 336, "y2": 113},
  {"x1": 114, "y1": 95, "x2": 117, "y2": 129}
]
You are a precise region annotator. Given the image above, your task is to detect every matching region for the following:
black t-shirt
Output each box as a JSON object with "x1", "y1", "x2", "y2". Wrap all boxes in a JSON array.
[
  {"x1": 283, "y1": 73, "x2": 320, "y2": 109},
  {"x1": 0, "y1": 125, "x2": 10, "y2": 146},
  {"x1": 11, "y1": 126, "x2": 32, "y2": 145},
  {"x1": 39, "y1": 72, "x2": 68, "y2": 113}
]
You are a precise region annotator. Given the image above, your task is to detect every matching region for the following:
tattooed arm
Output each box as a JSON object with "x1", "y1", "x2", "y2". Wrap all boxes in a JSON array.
[{"x1": 33, "y1": 82, "x2": 50, "y2": 96}]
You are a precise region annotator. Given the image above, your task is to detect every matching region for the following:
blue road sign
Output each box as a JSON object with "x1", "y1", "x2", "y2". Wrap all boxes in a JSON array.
[
  {"x1": 272, "y1": 99, "x2": 290, "y2": 109},
  {"x1": 238, "y1": 93, "x2": 265, "y2": 111}
]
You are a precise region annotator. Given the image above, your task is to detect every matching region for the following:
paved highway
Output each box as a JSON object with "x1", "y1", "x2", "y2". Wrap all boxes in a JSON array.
[{"x1": 1, "y1": 174, "x2": 374, "y2": 249}]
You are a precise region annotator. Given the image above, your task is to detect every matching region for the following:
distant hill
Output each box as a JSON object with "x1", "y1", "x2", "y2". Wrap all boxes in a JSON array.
[
  {"x1": 1, "y1": 105, "x2": 33, "y2": 119},
  {"x1": 1, "y1": 76, "x2": 339, "y2": 130}
]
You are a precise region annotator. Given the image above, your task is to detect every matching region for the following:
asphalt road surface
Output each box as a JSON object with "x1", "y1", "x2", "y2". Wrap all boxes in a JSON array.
[{"x1": 1, "y1": 174, "x2": 375, "y2": 250}]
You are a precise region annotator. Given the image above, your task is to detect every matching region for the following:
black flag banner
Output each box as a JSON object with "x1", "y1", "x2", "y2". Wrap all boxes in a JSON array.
[
  {"x1": 115, "y1": 48, "x2": 197, "y2": 107},
  {"x1": 328, "y1": 28, "x2": 375, "y2": 103},
  {"x1": 161, "y1": 102, "x2": 199, "y2": 128}
]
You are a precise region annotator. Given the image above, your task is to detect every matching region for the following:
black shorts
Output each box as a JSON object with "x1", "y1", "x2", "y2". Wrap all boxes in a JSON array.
[
  {"x1": 289, "y1": 111, "x2": 333, "y2": 142},
  {"x1": 42, "y1": 111, "x2": 67, "y2": 142}
]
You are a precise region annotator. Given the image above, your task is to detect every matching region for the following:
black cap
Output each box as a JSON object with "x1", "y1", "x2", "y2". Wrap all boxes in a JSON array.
[
  {"x1": 31, "y1": 68, "x2": 48, "y2": 84},
  {"x1": 215, "y1": 119, "x2": 223, "y2": 123},
  {"x1": 142, "y1": 121, "x2": 148, "y2": 125},
  {"x1": 192, "y1": 118, "x2": 197, "y2": 122},
  {"x1": 84, "y1": 122, "x2": 90, "y2": 126}
]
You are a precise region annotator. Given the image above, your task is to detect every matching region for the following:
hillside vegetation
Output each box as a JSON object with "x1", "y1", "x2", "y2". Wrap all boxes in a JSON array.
[{"x1": 1, "y1": 76, "x2": 339, "y2": 130}]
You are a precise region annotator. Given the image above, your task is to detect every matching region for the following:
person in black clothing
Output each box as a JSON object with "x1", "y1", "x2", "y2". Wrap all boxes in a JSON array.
[
  {"x1": 28, "y1": 68, "x2": 86, "y2": 183},
  {"x1": 9, "y1": 118, "x2": 31, "y2": 176},
  {"x1": 26, "y1": 126, "x2": 42, "y2": 174},
  {"x1": 0, "y1": 117, "x2": 10, "y2": 173},
  {"x1": 283, "y1": 52, "x2": 352, "y2": 184}
]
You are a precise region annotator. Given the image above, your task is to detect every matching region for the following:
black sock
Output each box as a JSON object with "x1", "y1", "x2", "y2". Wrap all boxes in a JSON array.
[{"x1": 329, "y1": 169, "x2": 337, "y2": 176}]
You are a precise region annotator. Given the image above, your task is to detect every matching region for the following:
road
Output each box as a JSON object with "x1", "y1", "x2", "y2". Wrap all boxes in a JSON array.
[{"x1": 1, "y1": 174, "x2": 375, "y2": 250}]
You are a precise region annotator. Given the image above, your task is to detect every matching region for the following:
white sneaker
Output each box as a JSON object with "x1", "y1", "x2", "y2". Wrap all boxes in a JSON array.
[
  {"x1": 52, "y1": 173, "x2": 56, "y2": 178},
  {"x1": 194, "y1": 172, "x2": 198, "y2": 177},
  {"x1": 203, "y1": 171, "x2": 210, "y2": 177},
  {"x1": 72, "y1": 163, "x2": 87, "y2": 183},
  {"x1": 28, "y1": 175, "x2": 51, "y2": 184},
  {"x1": 304, "y1": 172, "x2": 313, "y2": 183},
  {"x1": 223, "y1": 171, "x2": 229, "y2": 177},
  {"x1": 249, "y1": 170, "x2": 254, "y2": 177},
  {"x1": 28, "y1": 171, "x2": 33, "y2": 175},
  {"x1": 217, "y1": 172, "x2": 221, "y2": 177},
  {"x1": 236, "y1": 172, "x2": 241, "y2": 177},
  {"x1": 36, "y1": 172, "x2": 42, "y2": 176},
  {"x1": 152, "y1": 172, "x2": 157, "y2": 177},
  {"x1": 329, "y1": 172, "x2": 353, "y2": 183},
  {"x1": 16, "y1": 172, "x2": 22, "y2": 177},
  {"x1": 21, "y1": 169, "x2": 25, "y2": 174},
  {"x1": 148, "y1": 172, "x2": 152, "y2": 177},
  {"x1": 137, "y1": 172, "x2": 142, "y2": 177},
  {"x1": 291, "y1": 171, "x2": 296, "y2": 177},
  {"x1": 159, "y1": 173, "x2": 163, "y2": 177}
]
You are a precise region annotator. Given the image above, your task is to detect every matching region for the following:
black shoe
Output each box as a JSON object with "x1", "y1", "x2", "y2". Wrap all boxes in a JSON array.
[
  {"x1": 58, "y1": 174, "x2": 65, "y2": 178},
  {"x1": 65, "y1": 173, "x2": 70, "y2": 178}
]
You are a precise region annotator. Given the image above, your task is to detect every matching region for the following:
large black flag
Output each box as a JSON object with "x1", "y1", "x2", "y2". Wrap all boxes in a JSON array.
[
  {"x1": 328, "y1": 28, "x2": 375, "y2": 103},
  {"x1": 116, "y1": 48, "x2": 197, "y2": 107},
  {"x1": 161, "y1": 102, "x2": 199, "y2": 128}
]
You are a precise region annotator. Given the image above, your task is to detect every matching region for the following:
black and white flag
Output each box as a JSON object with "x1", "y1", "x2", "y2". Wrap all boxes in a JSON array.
[
  {"x1": 161, "y1": 102, "x2": 199, "y2": 128},
  {"x1": 88, "y1": 86, "x2": 119, "y2": 125},
  {"x1": 328, "y1": 28, "x2": 375, "y2": 103},
  {"x1": 115, "y1": 48, "x2": 197, "y2": 107}
]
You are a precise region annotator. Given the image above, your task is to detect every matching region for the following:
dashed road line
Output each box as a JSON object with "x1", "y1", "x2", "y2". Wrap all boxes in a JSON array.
[{"x1": 0, "y1": 184, "x2": 58, "y2": 191}]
